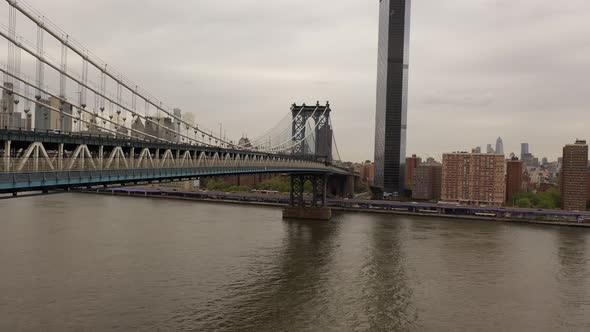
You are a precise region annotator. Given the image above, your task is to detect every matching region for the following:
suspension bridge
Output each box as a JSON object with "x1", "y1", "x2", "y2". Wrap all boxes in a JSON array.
[{"x1": 0, "y1": 0, "x2": 354, "y2": 219}]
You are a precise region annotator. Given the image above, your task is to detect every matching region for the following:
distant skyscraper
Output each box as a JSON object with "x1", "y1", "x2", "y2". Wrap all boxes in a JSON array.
[
  {"x1": 173, "y1": 108, "x2": 182, "y2": 142},
  {"x1": 495, "y1": 137, "x2": 504, "y2": 155},
  {"x1": 373, "y1": 0, "x2": 411, "y2": 197},
  {"x1": 486, "y1": 144, "x2": 495, "y2": 154},
  {"x1": 521, "y1": 143, "x2": 529, "y2": 159},
  {"x1": 131, "y1": 117, "x2": 146, "y2": 139},
  {"x1": 561, "y1": 140, "x2": 588, "y2": 211}
]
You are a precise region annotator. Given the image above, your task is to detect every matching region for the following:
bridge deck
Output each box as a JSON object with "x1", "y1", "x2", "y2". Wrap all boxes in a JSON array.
[{"x1": 0, "y1": 166, "x2": 340, "y2": 193}]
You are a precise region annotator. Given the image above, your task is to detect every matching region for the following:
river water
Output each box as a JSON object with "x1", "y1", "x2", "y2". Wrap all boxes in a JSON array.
[{"x1": 1, "y1": 194, "x2": 590, "y2": 331}]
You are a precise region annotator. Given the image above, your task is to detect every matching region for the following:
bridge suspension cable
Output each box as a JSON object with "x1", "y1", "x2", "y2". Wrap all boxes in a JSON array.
[
  {"x1": 0, "y1": 23, "x2": 227, "y2": 147},
  {"x1": 4, "y1": 0, "x2": 237, "y2": 148},
  {"x1": 0, "y1": 65, "x2": 172, "y2": 142},
  {"x1": 243, "y1": 106, "x2": 306, "y2": 151},
  {"x1": 0, "y1": 81, "x2": 139, "y2": 140}
]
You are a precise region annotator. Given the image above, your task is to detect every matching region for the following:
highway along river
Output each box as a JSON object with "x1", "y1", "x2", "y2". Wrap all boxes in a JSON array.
[{"x1": 1, "y1": 193, "x2": 590, "y2": 331}]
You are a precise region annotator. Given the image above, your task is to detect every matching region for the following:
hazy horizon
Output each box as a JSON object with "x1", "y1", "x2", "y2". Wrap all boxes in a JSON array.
[{"x1": 3, "y1": 0, "x2": 589, "y2": 162}]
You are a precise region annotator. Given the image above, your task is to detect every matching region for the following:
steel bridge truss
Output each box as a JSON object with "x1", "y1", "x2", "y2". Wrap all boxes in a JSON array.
[
  {"x1": 0, "y1": 131, "x2": 352, "y2": 193},
  {"x1": 1, "y1": 141, "x2": 326, "y2": 174},
  {"x1": 289, "y1": 173, "x2": 327, "y2": 208}
]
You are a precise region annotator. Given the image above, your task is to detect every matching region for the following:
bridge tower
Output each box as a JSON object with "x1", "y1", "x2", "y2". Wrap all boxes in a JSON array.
[
  {"x1": 283, "y1": 173, "x2": 332, "y2": 221},
  {"x1": 291, "y1": 102, "x2": 332, "y2": 163}
]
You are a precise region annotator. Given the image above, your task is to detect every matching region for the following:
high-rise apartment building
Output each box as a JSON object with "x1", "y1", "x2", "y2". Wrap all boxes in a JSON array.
[
  {"x1": 11, "y1": 112, "x2": 26, "y2": 129},
  {"x1": 0, "y1": 82, "x2": 15, "y2": 128},
  {"x1": 34, "y1": 98, "x2": 52, "y2": 130},
  {"x1": 56, "y1": 98, "x2": 73, "y2": 132},
  {"x1": 360, "y1": 160, "x2": 375, "y2": 186},
  {"x1": 34, "y1": 97, "x2": 73, "y2": 131},
  {"x1": 142, "y1": 116, "x2": 176, "y2": 141},
  {"x1": 495, "y1": 137, "x2": 504, "y2": 155},
  {"x1": 405, "y1": 154, "x2": 421, "y2": 190},
  {"x1": 373, "y1": 0, "x2": 411, "y2": 197},
  {"x1": 442, "y1": 152, "x2": 506, "y2": 206},
  {"x1": 412, "y1": 163, "x2": 442, "y2": 201},
  {"x1": 506, "y1": 157, "x2": 524, "y2": 203},
  {"x1": 561, "y1": 140, "x2": 588, "y2": 211}
]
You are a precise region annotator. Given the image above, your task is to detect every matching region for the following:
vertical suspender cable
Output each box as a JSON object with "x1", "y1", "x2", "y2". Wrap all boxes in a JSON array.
[
  {"x1": 99, "y1": 64, "x2": 106, "y2": 128},
  {"x1": 35, "y1": 23, "x2": 44, "y2": 100},
  {"x1": 81, "y1": 52, "x2": 88, "y2": 108},
  {"x1": 59, "y1": 35, "x2": 68, "y2": 129},
  {"x1": 6, "y1": 3, "x2": 16, "y2": 126},
  {"x1": 116, "y1": 77, "x2": 122, "y2": 128}
]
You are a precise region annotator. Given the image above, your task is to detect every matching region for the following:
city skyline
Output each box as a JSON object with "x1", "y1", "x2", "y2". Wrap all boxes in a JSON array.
[
  {"x1": 2, "y1": 2, "x2": 590, "y2": 330},
  {"x1": 2, "y1": 0, "x2": 589, "y2": 161}
]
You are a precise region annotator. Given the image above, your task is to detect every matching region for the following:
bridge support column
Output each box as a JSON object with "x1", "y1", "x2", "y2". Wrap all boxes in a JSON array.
[
  {"x1": 345, "y1": 175, "x2": 355, "y2": 198},
  {"x1": 98, "y1": 146, "x2": 104, "y2": 169},
  {"x1": 130, "y1": 147, "x2": 135, "y2": 168},
  {"x1": 283, "y1": 173, "x2": 332, "y2": 220},
  {"x1": 80, "y1": 145, "x2": 85, "y2": 169},
  {"x1": 33, "y1": 144, "x2": 39, "y2": 171},
  {"x1": 3, "y1": 140, "x2": 10, "y2": 172},
  {"x1": 58, "y1": 144, "x2": 64, "y2": 171}
]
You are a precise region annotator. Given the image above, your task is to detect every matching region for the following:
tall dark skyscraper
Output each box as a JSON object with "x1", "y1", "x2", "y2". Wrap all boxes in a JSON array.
[
  {"x1": 520, "y1": 143, "x2": 529, "y2": 159},
  {"x1": 373, "y1": 0, "x2": 411, "y2": 196}
]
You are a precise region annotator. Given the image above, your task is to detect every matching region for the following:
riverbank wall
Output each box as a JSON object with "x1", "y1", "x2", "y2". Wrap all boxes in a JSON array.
[{"x1": 75, "y1": 188, "x2": 590, "y2": 228}]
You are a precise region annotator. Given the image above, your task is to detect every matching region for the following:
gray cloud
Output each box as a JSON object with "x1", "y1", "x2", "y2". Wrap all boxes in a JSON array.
[{"x1": 3, "y1": 0, "x2": 590, "y2": 161}]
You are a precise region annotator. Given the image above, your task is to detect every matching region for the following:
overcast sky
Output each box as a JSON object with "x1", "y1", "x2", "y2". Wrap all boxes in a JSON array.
[{"x1": 7, "y1": 0, "x2": 590, "y2": 161}]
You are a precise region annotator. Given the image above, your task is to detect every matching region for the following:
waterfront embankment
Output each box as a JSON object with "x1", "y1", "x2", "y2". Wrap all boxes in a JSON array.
[{"x1": 77, "y1": 188, "x2": 590, "y2": 228}]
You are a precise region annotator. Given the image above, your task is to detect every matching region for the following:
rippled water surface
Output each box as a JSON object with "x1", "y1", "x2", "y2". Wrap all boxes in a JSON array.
[{"x1": 1, "y1": 194, "x2": 590, "y2": 331}]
